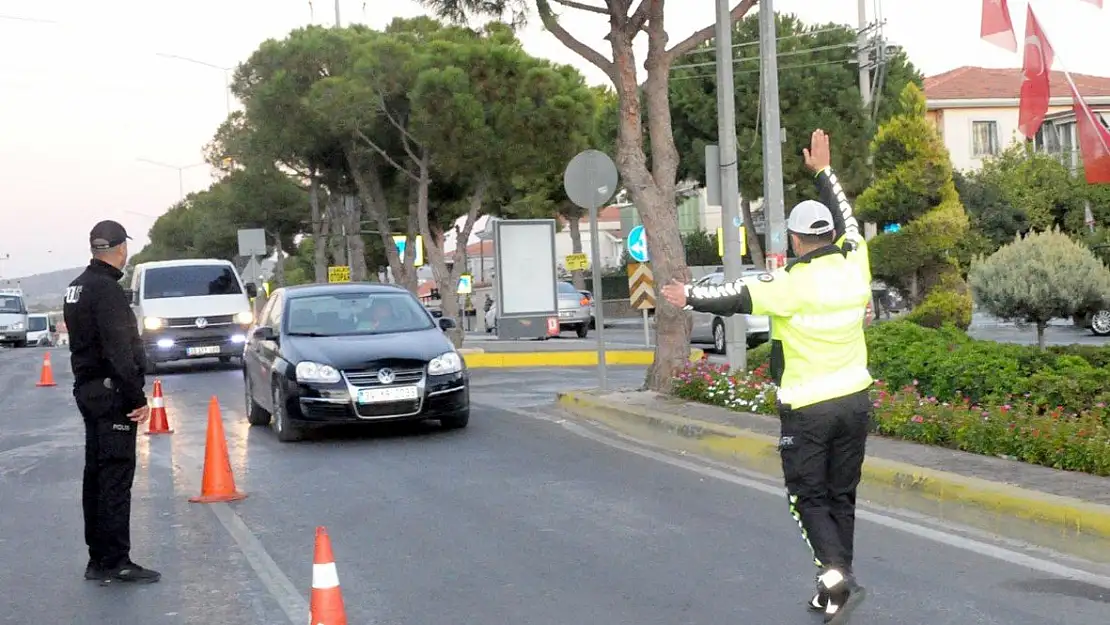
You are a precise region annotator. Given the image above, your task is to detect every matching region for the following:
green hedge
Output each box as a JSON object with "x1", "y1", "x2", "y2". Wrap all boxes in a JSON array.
[{"x1": 743, "y1": 320, "x2": 1110, "y2": 417}]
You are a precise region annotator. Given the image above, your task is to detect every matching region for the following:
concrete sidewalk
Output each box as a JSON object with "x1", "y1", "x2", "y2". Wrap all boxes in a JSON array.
[{"x1": 558, "y1": 389, "x2": 1110, "y2": 564}]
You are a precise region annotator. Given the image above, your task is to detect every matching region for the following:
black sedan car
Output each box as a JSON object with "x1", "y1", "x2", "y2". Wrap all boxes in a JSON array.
[{"x1": 242, "y1": 283, "x2": 470, "y2": 442}]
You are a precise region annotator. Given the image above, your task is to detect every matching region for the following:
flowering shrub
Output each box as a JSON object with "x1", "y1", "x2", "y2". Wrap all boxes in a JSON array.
[
  {"x1": 672, "y1": 360, "x2": 1110, "y2": 476},
  {"x1": 671, "y1": 359, "x2": 777, "y2": 415}
]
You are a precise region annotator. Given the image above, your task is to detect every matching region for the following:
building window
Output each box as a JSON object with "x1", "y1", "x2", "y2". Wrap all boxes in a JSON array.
[{"x1": 971, "y1": 121, "x2": 1000, "y2": 157}]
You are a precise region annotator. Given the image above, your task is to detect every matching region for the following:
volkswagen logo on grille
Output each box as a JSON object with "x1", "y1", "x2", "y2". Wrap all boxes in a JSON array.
[
  {"x1": 377, "y1": 368, "x2": 395, "y2": 384},
  {"x1": 195, "y1": 317, "x2": 208, "y2": 329}
]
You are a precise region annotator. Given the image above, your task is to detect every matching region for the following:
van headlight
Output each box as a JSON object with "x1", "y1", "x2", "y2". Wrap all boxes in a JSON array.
[
  {"x1": 11, "y1": 321, "x2": 24, "y2": 331},
  {"x1": 143, "y1": 316, "x2": 164, "y2": 330},
  {"x1": 295, "y1": 361, "x2": 341, "y2": 384},
  {"x1": 428, "y1": 351, "x2": 463, "y2": 376},
  {"x1": 235, "y1": 311, "x2": 254, "y2": 325}
]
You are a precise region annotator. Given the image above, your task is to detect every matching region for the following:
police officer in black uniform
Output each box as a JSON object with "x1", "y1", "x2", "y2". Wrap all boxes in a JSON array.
[{"x1": 64, "y1": 220, "x2": 161, "y2": 584}]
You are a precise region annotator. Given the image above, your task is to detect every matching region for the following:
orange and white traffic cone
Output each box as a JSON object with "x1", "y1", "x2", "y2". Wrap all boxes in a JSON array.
[
  {"x1": 188, "y1": 396, "x2": 247, "y2": 503},
  {"x1": 36, "y1": 352, "x2": 56, "y2": 387},
  {"x1": 145, "y1": 379, "x2": 173, "y2": 435},
  {"x1": 309, "y1": 526, "x2": 347, "y2": 625}
]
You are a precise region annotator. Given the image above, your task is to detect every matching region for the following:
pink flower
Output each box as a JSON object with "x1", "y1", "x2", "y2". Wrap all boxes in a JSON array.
[{"x1": 912, "y1": 415, "x2": 924, "y2": 423}]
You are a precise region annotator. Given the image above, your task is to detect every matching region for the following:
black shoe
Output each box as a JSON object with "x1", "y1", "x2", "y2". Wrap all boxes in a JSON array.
[
  {"x1": 84, "y1": 561, "x2": 108, "y2": 581},
  {"x1": 822, "y1": 576, "x2": 866, "y2": 624},
  {"x1": 807, "y1": 589, "x2": 828, "y2": 612},
  {"x1": 102, "y1": 560, "x2": 161, "y2": 584}
]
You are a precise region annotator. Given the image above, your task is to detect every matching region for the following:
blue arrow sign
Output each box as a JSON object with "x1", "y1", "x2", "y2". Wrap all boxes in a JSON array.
[{"x1": 627, "y1": 225, "x2": 649, "y2": 262}]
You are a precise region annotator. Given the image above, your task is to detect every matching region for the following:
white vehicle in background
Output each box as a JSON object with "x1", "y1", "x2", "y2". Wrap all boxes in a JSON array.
[
  {"x1": 128, "y1": 259, "x2": 258, "y2": 372},
  {"x1": 0, "y1": 288, "x2": 29, "y2": 348},
  {"x1": 26, "y1": 313, "x2": 54, "y2": 347},
  {"x1": 687, "y1": 269, "x2": 771, "y2": 353}
]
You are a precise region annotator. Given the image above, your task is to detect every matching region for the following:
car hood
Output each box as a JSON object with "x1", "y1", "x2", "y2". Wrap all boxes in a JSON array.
[{"x1": 283, "y1": 328, "x2": 455, "y2": 371}]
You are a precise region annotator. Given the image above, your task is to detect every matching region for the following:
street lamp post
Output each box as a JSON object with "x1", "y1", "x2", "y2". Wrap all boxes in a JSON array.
[
  {"x1": 136, "y1": 158, "x2": 207, "y2": 201},
  {"x1": 154, "y1": 52, "x2": 233, "y2": 116}
]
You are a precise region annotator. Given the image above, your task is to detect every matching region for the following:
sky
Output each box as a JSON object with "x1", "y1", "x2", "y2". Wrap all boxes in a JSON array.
[{"x1": 1, "y1": 0, "x2": 1107, "y2": 279}]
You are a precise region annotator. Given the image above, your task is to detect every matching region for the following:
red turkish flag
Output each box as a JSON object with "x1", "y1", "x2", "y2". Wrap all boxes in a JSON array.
[
  {"x1": 1018, "y1": 6, "x2": 1054, "y2": 140},
  {"x1": 981, "y1": 0, "x2": 1017, "y2": 51},
  {"x1": 1067, "y1": 81, "x2": 1110, "y2": 184}
]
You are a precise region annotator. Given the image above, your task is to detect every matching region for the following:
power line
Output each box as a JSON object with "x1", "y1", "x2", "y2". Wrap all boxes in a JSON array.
[
  {"x1": 671, "y1": 58, "x2": 854, "y2": 82},
  {"x1": 673, "y1": 42, "x2": 857, "y2": 71},
  {"x1": 689, "y1": 25, "x2": 854, "y2": 56}
]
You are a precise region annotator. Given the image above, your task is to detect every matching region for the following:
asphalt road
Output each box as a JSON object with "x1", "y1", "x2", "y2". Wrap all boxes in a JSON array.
[{"x1": 2, "y1": 346, "x2": 1109, "y2": 624}]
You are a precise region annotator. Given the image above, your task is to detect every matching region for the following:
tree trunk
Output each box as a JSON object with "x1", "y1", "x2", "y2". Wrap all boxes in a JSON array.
[
  {"x1": 345, "y1": 195, "x2": 368, "y2": 281},
  {"x1": 609, "y1": 28, "x2": 690, "y2": 392},
  {"x1": 273, "y1": 234, "x2": 286, "y2": 288},
  {"x1": 310, "y1": 176, "x2": 327, "y2": 283},
  {"x1": 416, "y1": 155, "x2": 485, "y2": 348},
  {"x1": 566, "y1": 210, "x2": 586, "y2": 290},
  {"x1": 1036, "y1": 321, "x2": 1047, "y2": 350},
  {"x1": 325, "y1": 195, "x2": 347, "y2": 267},
  {"x1": 347, "y1": 150, "x2": 418, "y2": 292},
  {"x1": 741, "y1": 197, "x2": 764, "y2": 267}
]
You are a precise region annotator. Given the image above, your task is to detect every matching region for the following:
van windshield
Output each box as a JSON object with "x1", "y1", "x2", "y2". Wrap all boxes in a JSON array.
[
  {"x1": 28, "y1": 316, "x2": 48, "y2": 331},
  {"x1": 0, "y1": 296, "x2": 24, "y2": 314},
  {"x1": 143, "y1": 265, "x2": 243, "y2": 300}
]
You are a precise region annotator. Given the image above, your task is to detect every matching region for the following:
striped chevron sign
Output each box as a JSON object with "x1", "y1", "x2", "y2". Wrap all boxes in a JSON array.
[{"x1": 627, "y1": 262, "x2": 655, "y2": 310}]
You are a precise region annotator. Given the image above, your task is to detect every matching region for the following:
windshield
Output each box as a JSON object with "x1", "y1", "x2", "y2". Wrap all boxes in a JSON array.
[
  {"x1": 557, "y1": 282, "x2": 579, "y2": 294},
  {"x1": 27, "y1": 316, "x2": 48, "y2": 331},
  {"x1": 143, "y1": 265, "x2": 243, "y2": 299},
  {"x1": 0, "y1": 295, "x2": 25, "y2": 314},
  {"x1": 285, "y1": 291, "x2": 435, "y2": 336}
]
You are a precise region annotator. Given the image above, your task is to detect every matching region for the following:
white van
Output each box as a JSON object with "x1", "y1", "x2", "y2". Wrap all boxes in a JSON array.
[
  {"x1": 26, "y1": 313, "x2": 53, "y2": 346},
  {"x1": 128, "y1": 259, "x2": 258, "y2": 371},
  {"x1": 0, "y1": 288, "x2": 28, "y2": 348}
]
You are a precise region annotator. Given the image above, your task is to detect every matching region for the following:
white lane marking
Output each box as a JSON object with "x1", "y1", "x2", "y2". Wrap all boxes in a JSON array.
[
  {"x1": 474, "y1": 402, "x2": 1110, "y2": 589},
  {"x1": 146, "y1": 444, "x2": 308, "y2": 624}
]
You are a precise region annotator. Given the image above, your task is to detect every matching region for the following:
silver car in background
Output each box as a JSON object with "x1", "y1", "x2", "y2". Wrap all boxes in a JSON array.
[
  {"x1": 556, "y1": 281, "x2": 592, "y2": 337},
  {"x1": 688, "y1": 270, "x2": 770, "y2": 353}
]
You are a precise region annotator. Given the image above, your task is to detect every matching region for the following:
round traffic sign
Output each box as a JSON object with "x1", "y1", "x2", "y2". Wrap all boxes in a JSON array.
[{"x1": 563, "y1": 150, "x2": 619, "y2": 210}]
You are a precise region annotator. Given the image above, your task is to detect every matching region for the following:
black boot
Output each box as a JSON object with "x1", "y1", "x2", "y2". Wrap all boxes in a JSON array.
[
  {"x1": 818, "y1": 569, "x2": 866, "y2": 624},
  {"x1": 84, "y1": 560, "x2": 108, "y2": 581}
]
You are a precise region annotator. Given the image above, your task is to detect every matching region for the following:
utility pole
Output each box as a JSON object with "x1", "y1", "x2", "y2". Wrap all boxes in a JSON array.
[
  {"x1": 759, "y1": 0, "x2": 786, "y2": 270},
  {"x1": 0, "y1": 253, "x2": 9, "y2": 281},
  {"x1": 334, "y1": 0, "x2": 341, "y2": 26},
  {"x1": 858, "y1": 0, "x2": 880, "y2": 241},
  {"x1": 857, "y1": 0, "x2": 871, "y2": 110},
  {"x1": 714, "y1": 0, "x2": 747, "y2": 372}
]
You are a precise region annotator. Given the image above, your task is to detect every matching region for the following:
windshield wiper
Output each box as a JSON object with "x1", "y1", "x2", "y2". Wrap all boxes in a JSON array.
[{"x1": 287, "y1": 331, "x2": 331, "y2": 337}]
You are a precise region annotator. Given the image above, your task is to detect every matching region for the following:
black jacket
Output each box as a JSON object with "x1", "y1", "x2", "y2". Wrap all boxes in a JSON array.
[{"x1": 63, "y1": 259, "x2": 147, "y2": 410}]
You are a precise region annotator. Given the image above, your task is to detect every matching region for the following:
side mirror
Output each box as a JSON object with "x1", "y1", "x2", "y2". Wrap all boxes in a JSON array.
[
  {"x1": 438, "y1": 317, "x2": 456, "y2": 331},
  {"x1": 252, "y1": 326, "x2": 277, "y2": 341},
  {"x1": 123, "y1": 288, "x2": 136, "y2": 304},
  {"x1": 49, "y1": 325, "x2": 57, "y2": 332},
  {"x1": 245, "y1": 283, "x2": 258, "y2": 298}
]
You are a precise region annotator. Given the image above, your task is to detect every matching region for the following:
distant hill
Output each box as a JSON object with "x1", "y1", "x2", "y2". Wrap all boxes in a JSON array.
[{"x1": 0, "y1": 266, "x2": 85, "y2": 312}]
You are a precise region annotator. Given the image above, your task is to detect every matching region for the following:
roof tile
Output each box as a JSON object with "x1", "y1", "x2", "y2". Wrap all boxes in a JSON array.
[{"x1": 924, "y1": 66, "x2": 1110, "y2": 101}]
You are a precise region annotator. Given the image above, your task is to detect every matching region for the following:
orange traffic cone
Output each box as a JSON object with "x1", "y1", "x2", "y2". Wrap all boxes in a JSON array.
[
  {"x1": 309, "y1": 527, "x2": 347, "y2": 625},
  {"x1": 188, "y1": 396, "x2": 247, "y2": 503},
  {"x1": 36, "y1": 352, "x2": 56, "y2": 387},
  {"x1": 145, "y1": 379, "x2": 173, "y2": 435}
]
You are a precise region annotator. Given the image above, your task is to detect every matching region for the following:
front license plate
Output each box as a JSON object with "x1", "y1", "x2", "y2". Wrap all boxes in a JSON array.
[
  {"x1": 559, "y1": 311, "x2": 574, "y2": 317},
  {"x1": 186, "y1": 345, "x2": 221, "y2": 357},
  {"x1": 357, "y1": 385, "x2": 419, "y2": 404}
]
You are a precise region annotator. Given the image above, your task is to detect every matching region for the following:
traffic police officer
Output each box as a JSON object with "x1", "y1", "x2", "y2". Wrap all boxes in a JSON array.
[
  {"x1": 64, "y1": 220, "x2": 161, "y2": 584},
  {"x1": 662, "y1": 130, "x2": 870, "y2": 624}
]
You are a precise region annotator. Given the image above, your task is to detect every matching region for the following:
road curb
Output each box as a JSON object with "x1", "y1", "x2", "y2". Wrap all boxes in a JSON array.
[
  {"x1": 462, "y1": 348, "x2": 704, "y2": 368},
  {"x1": 556, "y1": 391, "x2": 1110, "y2": 544},
  {"x1": 457, "y1": 347, "x2": 486, "y2": 354}
]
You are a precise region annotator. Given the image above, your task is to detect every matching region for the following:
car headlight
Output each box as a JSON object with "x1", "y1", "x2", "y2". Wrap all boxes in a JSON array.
[
  {"x1": 295, "y1": 361, "x2": 341, "y2": 384},
  {"x1": 235, "y1": 311, "x2": 254, "y2": 325},
  {"x1": 143, "y1": 316, "x2": 164, "y2": 330},
  {"x1": 428, "y1": 351, "x2": 463, "y2": 376},
  {"x1": 11, "y1": 321, "x2": 24, "y2": 331}
]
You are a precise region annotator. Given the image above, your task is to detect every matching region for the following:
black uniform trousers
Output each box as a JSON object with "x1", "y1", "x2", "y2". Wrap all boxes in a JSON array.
[
  {"x1": 76, "y1": 380, "x2": 138, "y2": 569},
  {"x1": 778, "y1": 389, "x2": 872, "y2": 574}
]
